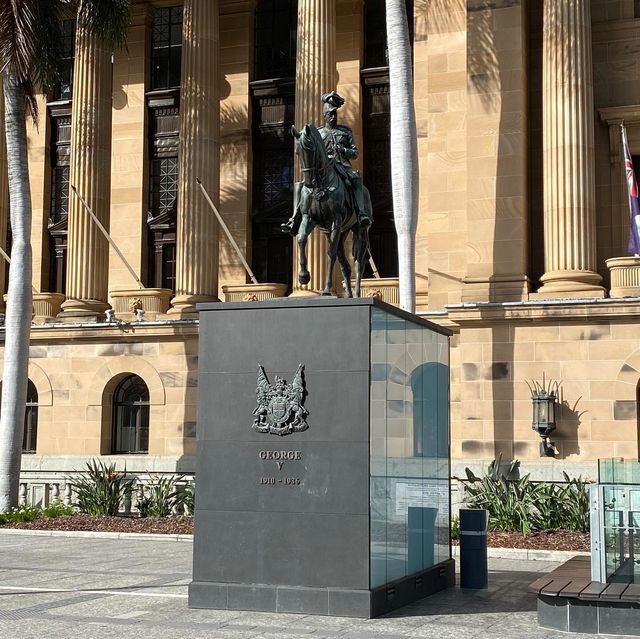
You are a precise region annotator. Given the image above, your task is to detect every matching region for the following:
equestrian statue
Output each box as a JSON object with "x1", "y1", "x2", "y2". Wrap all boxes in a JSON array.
[{"x1": 281, "y1": 92, "x2": 373, "y2": 297}]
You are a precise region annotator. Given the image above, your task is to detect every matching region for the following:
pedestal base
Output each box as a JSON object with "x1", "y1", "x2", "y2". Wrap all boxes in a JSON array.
[{"x1": 190, "y1": 298, "x2": 453, "y2": 618}]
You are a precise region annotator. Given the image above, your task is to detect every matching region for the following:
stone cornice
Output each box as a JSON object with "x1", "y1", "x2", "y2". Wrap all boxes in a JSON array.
[
  {"x1": 440, "y1": 298, "x2": 640, "y2": 326},
  {"x1": 0, "y1": 320, "x2": 200, "y2": 343}
]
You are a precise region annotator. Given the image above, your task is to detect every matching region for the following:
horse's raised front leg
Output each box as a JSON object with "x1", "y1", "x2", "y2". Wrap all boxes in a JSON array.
[
  {"x1": 297, "y1": 215, "x2": 313, "y2": 286},
  {"x1": 323, "y1": 222, "x2": 341, "y2": 296},
  {"x1": 336, "y1": 232, "x2": 353, "y2": 298}
]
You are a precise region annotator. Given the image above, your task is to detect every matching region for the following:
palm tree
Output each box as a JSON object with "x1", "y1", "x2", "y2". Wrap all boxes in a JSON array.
[
  {"x1": 385, "y1": 0, "x2": 419, "y2": 313},
  {"x1": 0, "y1": 0, "x2": 130, "y2": 510}
]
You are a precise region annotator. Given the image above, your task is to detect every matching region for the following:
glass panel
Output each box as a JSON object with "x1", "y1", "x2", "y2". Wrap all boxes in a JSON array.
[{"x1": 369, "y1": 307, "x2": 450, "y2": 589}]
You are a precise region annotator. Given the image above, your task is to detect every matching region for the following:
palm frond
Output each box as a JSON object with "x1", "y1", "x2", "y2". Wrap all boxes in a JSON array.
[
  {"x1": 30, "y1": 0, "x2": 65, "y2": 93},
  {"x1": 77, "y1": 0, "x2": 131, "y2": 50},
  {"x1": 0, "y1": 0, "x2": 65, "y2": 121}
]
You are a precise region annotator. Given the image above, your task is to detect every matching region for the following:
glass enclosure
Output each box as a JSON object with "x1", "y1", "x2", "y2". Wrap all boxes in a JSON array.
[
  {"x1": 369, "y1": 308, "x2": 451, "y2": 589},
  {"x1": 595, "y1": 459, "x2": 640, "y2": 584}
]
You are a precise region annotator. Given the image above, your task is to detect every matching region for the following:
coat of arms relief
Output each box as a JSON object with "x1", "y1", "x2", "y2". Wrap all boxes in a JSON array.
[{"x1": 252, "y1": 364, "x2": 309, "y2": 436}]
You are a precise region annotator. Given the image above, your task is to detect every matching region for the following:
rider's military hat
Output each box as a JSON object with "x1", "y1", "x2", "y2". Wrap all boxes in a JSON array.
[{"x1": 321, "y1": 91, "x2": 345, "y2": 114}]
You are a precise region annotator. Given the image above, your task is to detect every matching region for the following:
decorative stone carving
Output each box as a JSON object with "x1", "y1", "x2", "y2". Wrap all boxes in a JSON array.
[
  {"x1": 110, "y1": 288, "x2": 173, "y2": 319},
  {"x1": 607, "y1": 256, "x2": 640, "y2": 298},
  {"x1": 359, "y1": 277, "x2": 400, "y2": 306},
  {"x1": 253, "y1": 364, "x2": 309, "y2": 436},
  {"x1": 222, "y1": 283, "x2": 287, "y2": 302}
]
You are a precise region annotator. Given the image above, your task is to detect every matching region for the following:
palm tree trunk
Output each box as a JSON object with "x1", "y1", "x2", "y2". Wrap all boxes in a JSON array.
[
  {"x1": 0, "y1": 73, "x2": 33, "y2": 510},
  {"x1": 386, "y1": 0, "x2": 418, "y2": 314}
]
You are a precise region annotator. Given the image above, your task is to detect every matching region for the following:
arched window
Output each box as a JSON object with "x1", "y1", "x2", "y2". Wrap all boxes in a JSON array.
[
  {"x1": 23, "y1": 381, "x2": 38, "y2": 454},
  {"x1": 112, "y1": 376, "x2": 150, "y2": 454}
]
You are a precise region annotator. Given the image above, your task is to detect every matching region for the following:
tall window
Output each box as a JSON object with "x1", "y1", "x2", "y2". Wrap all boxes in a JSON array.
[
  {"x1": 55, "y1": 20, "x2": 76, "y2": 100},
  {"x1": 23, "y1": 381, "x2": 38, "y2": 454},
  {"x1": 147, "y1": 6, "x2": 182, "y2": 291},
  {"x1": 361, "y1": 0, "x2": 413, "y2": 278},
  {"x1": 251, "y1": 0, "x2": 297, "y2": 291},
  {"x1": 151, "y1": 6, "x2": 183, "y2": 90},
  {"x1": 112, "y1": 376, "x2": 150, "y2": 454},
  {"x1": 254, "y1": 0, "x2": 297, "y2": 80},
  {"x1": 47, "y1": 19, "x2": 75, "y2": 294}
]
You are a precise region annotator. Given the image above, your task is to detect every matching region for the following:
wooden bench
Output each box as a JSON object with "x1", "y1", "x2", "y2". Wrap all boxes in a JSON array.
[
  {"x1": 530, "y1": 555, "x2": 640, "y2": 635},
  {"x1": 528, "y1": 555, "x2": 640, "y2": 604}
]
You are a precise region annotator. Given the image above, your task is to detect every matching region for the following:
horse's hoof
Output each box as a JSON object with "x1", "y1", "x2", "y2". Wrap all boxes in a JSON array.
[
  {"x1": 299, "y1": 270, "x2": 311, "y2": 285},
  {"x1": 321, "y1": 290, "x2": 332, "y2": 296}
]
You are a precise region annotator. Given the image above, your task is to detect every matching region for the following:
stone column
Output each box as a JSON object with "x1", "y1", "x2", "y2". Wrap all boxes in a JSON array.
[
  {"x1": 291, "y1": 0, "x2": 337, "y2": 296},
  {"x1": 59, "y1": 26, "x2": 113, "y2": 319},
  {"x1": 168, "y1": 0, "x2": 220, "y2": 316},
  {"x1": 537, "y1": 0, "x2": 605, "y2": 298}
]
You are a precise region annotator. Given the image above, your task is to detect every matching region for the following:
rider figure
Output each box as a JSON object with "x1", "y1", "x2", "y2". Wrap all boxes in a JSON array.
[{"x1": 281, "y1": 91, "x2": 372, "y2": 235}]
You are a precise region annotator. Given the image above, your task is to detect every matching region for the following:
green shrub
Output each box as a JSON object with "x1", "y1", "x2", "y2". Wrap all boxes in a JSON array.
[
  {"x1": 457, "y1": 457, "x2": 590, "y2": 534},
  {"x1": 0, "y1": 504, "x2": 41, "y2": 524},
  {"x1": 42, "y1": 499, "x2": 76, "y2": 519},
  {"x1": 451, "y1": 515, "x2": 460, "y2": 540},
  {"x1": 182, "y1": 481, "x2": 195, "y2": 515},
  {"x1": 71, "y1": 459, "x2": 134, "y2": 516},
  {"x1": 137, "y1": 475, "x2": 187, "y2": 518},
  {"x1": 458, "y1": 457, "x2": 541, "y2": 535}
]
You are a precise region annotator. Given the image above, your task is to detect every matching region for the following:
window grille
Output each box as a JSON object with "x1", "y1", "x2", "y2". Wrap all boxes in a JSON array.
[
  {"x1": 151, "y1": 6, "x2": 183, "y2": 90},
  {"x1": 54, "y1": 20, "x2": 76, "y2": 101},
  {"x1": 112, "y1": 376, "x2": 150, "y2": 455}
]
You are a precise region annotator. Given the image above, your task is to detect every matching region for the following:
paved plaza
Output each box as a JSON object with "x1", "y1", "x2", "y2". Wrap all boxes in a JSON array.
[{"x1": 0, "y1": 533, "x2": 618, "y2": 639}]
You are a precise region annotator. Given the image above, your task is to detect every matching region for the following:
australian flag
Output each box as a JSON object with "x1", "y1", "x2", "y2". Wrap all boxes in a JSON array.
[{"x1": 622, "y1": 125, "x2": 640, "y2": 255}]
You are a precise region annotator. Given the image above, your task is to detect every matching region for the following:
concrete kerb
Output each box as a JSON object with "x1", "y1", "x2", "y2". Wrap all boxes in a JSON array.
[
  {"x1": 451, "y1": 544, "x2": 589, "y2": 562},
  {"x1": 0, "y1": 528, "x2": 589, "y2": 562},
  {"x1": 0, "y1": 528, "x2": 193, "y2": 542}
]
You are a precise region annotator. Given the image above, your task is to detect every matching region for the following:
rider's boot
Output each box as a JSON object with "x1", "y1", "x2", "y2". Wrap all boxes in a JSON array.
[
  {"x1": 280, "y1": 211, "x2": 300, "y2": 235},
  {"x1": 354, "y1": 184, "x2": 372, "y2": 227},
  {"x1": 281, "y1": 181, "x2": 304, "y2": 235}
]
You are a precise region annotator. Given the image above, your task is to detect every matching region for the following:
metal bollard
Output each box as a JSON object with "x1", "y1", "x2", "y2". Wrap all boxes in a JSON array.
[{"x1": 459, "y1": 508, "x2": 488, "y2": 589}]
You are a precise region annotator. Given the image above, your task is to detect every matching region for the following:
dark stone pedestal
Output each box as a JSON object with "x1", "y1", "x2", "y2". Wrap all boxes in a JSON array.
[{"x1": 188, "y1": 298, "x2": 454, "y2": 617}]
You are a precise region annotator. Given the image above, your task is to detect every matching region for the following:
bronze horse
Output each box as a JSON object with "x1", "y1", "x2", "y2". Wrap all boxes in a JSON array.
[{"x1": 292, "y1": 123, "x2": 371, "y2": 297}]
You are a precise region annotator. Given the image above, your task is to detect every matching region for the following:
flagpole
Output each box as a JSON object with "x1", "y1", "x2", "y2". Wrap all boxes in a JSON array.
[{"x1": 71, "y1": 185, "x2": 145, "y2": 290}]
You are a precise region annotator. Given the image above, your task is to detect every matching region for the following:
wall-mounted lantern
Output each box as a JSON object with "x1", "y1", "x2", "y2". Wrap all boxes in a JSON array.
[{"x1": 527, "y1": 375, "x2": 559, "y2": 457}]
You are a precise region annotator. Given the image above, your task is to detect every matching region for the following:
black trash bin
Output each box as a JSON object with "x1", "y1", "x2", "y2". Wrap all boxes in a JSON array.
[{"x1": 459, "y1": 508, "x2": 488, "y2": 589}]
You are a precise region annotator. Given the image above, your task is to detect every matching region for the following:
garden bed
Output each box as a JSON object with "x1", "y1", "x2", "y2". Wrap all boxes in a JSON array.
[
  {"x1": 0, "y1": 516, "x2": 590, "y2": 551},
  {"x1": 453, "y1": 529, "x2": 590, "y2": 552},
  {"x1": 0, "y1": 514, "x2": 193, "y2": 535}
]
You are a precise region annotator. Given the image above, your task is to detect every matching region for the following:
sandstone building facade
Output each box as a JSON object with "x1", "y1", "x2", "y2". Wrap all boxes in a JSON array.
[{"x1": 1, "y1": 0, "x2": 640, "y2": 492}]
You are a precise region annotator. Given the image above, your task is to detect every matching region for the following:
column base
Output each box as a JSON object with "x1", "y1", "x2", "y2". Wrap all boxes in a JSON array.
[
  {"x1": 533, "y1": 269, "x2": 606, "y2": 300},
  {"x1": 168, "y1": 294, "x2": 220, "y2": 318},
  {"x1": 58, "y1": 298, "x2": 110, "y2": 322}
]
